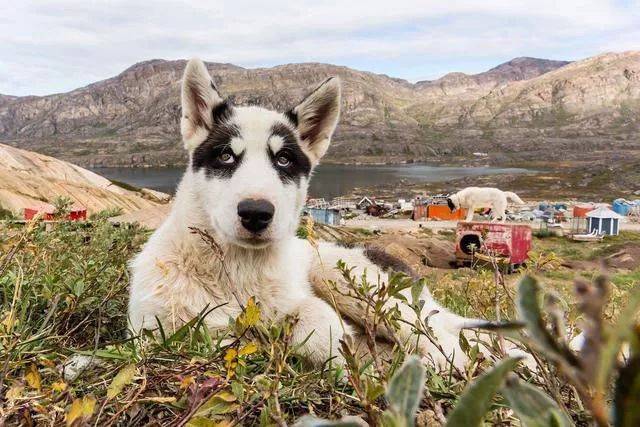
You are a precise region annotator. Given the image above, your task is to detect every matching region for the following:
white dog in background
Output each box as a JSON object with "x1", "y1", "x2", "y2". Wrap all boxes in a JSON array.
[
  {"x1": 126, "y1": 58, "x2": 503, "y2": 370},
  {"x1": 447, "y1": 187, "x2": 525, "y2": 222}
]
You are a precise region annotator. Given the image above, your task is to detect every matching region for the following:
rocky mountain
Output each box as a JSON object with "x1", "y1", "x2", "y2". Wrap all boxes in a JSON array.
[{"x1": 0, "y1": 52, "x2": 638, "y2": 167}]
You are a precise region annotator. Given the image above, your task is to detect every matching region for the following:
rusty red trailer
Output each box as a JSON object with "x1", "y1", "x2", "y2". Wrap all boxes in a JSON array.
[{"x1": 455, "y1": 221, "x2": 532, "y2": 271}]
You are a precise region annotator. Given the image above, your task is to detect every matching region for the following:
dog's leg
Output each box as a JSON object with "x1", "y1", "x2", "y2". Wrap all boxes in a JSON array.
[
  {"x1": 493, "y1": 201, "x2": 507, "y2": 222},
  {"x1": 290, "y1": 296, "x2": 352, "y2": 366},
  {"x1": 465, "y1": 206, "x2": 475, "y2": 222},
  {"x1": 310, "y1": 243, "x2": 470, "y2": 370},
  {"x1": 310, "y1": 243, "x2": 538, "y2": 370}
]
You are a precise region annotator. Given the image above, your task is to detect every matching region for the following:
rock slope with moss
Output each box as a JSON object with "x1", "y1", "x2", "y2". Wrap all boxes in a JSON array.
[{"x1": 0, "y1": 143, "x2": 169, "y2": 215}]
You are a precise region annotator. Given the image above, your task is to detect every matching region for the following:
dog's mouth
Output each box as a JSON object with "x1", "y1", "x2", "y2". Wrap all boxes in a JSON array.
[{"x1": 236, "y1": 235, "x2": 272, "y2": 249}]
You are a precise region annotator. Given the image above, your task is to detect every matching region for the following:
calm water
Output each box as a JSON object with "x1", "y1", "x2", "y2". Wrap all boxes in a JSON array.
[{"x1": 92, "y1": 164, "x2": 531, "y2": 199}]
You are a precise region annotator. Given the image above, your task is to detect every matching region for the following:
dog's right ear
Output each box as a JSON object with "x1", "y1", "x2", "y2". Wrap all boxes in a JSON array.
[
  {"x1": 288, "y1": 77, "x2": 341, "y2": 164},
  {"x1": 180, "y1": 58, "x2": 225, "y2": 150}
]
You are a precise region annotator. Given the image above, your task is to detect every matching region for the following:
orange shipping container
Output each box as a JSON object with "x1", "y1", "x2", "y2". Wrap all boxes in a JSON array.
[{"x1": 428, "y1": 204, "x2": 468, "y2": 220}]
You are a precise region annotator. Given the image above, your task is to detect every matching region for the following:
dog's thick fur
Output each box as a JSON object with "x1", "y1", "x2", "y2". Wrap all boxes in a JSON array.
[
  {"x1": 128, "y1": 59, "x2": 484, "y2": 369},
  {"x1": 447, "y1": 187, "x2": 525, "y2": 222}
]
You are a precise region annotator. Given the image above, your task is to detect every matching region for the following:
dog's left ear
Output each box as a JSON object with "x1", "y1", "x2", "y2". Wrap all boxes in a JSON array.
[
  {"x1": 447, "y1": 198, "x2": 456, "y2": 212},
  {"x1": 288, "y1": 77, "x2": 341, "y2": 163}
]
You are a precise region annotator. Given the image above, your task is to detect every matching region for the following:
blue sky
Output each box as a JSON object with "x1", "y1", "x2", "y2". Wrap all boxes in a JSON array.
[{"x1": 1, "y1": 0, "x2": 639, "y2": 96}]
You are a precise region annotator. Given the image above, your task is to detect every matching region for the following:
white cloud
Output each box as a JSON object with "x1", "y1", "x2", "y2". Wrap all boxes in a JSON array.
[{"x1": 0, "y1": 0, "x2": 638, "y2": 95}]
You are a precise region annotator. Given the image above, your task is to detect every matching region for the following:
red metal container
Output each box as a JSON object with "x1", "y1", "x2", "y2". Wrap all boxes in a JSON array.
[
  {"x1": 455, "y1": 221, "x2": 532, "y2": 270},
  {"x1": 24, "y1": 204, "x2": 87, "y2": 221},
  {"x1": 428, "y1": 205, "x2": 468, "y2": 220},
  {"x1": 24, "y1": 207, "x2": 55, "y2": 220}
]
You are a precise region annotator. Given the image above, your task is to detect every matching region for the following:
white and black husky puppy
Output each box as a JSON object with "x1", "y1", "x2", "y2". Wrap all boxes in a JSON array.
[{"x1": 128, "y1": 58, "x2": 487, "y2": 368}]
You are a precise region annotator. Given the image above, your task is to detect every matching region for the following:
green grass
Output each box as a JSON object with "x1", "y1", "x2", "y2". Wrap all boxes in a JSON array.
[
  {"x1": 1, "y1": 220, "x2": 639, "y2": 425},
  {"x1": 590, "y1": 231, "x2": 640, "y2": 258},
  {"x1": 0, "y1": 204, "x2": 15, "y2": 220}
]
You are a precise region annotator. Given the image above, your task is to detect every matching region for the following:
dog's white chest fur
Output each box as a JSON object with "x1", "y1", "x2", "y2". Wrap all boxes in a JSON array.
[
  {"x1": 128, "y1": 58, "x2": 349, "y2": 365},
  {"x1": 128, "y1": 184, "x2": 313, "y2": 331}
]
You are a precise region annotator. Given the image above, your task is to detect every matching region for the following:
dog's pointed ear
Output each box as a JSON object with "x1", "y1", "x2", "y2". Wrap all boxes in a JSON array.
[
  {"x1": 180, "y1": 58, "x2": 224, "y2": 150},
  {"x1": 288, "y1": 77, "x2": 341, "y2": 163}
]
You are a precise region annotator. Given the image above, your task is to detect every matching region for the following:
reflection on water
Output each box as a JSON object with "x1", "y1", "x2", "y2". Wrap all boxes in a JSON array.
[{"x1": 92, "y1": 164, "x2": 531, "y2": 200}]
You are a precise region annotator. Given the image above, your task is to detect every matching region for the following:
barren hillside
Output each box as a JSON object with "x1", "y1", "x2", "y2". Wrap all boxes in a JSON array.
[
  {"x1": 0, "y1": 52, "x2": 638, "y2": 167},
  {"x1": 0, "y1": 143, "x2": 168, "y2": 215}
]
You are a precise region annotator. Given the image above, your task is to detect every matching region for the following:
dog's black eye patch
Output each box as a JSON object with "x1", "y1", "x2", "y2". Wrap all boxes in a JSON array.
[
  {"x1": 268, "y1": 122, "x2": 311, "y2": 184},
  {"x1": 191, "y1": 105, "x2": 244, "y2": 178}
]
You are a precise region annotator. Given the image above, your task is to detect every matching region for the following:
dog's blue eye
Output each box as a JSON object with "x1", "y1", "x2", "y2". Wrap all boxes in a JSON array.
[
  {"x1": 218, "y1": 152, "x2": 235, "y2": 165},
  {"x1": 276, "y1": 153, "x2": 291, "y2": 167}
]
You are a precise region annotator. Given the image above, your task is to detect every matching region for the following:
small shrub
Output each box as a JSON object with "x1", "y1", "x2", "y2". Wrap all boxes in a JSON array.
[{"x1": 0, "y1": 204, "x2": 15, "y2": 220}]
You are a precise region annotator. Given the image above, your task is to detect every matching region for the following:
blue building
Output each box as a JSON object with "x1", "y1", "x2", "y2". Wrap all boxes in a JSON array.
[
  {"x1": 304, "y1": 207, "x2": 341, "y2": 226},
  {"x1": 586, "y1": 207, "x2": 622, "y2": 236}
]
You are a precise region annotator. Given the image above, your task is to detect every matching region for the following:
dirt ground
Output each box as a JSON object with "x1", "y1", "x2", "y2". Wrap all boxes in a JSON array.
[
  {"x1": 345, "y1": 217, "x2": 640, "y2": 233},
  {"x1": 322, "y1": 219, "x2": 640, "y2": 302}
]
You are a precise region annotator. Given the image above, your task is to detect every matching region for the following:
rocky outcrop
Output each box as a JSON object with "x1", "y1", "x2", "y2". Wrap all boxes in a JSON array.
[
  {"x1": 0, "y1": 52, "x2": 638, "y2": 166},
  {"x1": 0, "y1": 143, "x2": 169, "y2": 215}
]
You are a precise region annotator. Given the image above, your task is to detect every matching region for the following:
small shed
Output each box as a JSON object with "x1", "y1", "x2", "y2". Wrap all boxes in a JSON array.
[
  {"x1": 586, "y1": 207, "x2": 622, "y2": 236},
  {"x1": 304, "y1": 207, "x2": 341, "y2": 226}
]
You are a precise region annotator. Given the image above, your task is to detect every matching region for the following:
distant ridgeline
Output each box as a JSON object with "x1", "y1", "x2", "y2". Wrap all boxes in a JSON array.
[{"x1": 0, "y1": 52, "x2": 639, "y2": 167}]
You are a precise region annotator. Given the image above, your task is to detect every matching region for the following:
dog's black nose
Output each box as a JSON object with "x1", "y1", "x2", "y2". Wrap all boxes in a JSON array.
[{"x1": 237, "y1": 199, "x2": 275, "y2": 233}]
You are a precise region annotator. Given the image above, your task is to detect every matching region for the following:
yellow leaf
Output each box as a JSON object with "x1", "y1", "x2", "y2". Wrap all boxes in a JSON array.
[
  {"x1": 245, "y1": 298, "x2": 260, "y2": 326},
  {"x1": 224, "y1": 348, "x2": 237, "y2": 364},
  {"x1": 6, "y1": 385, "x2": 24, "y2": 401},
  {"x1": 51, "y1": 381, "x2": 68, "y2": 393},
  {"x1": 180, "y1": 375, "x2": 195, "y2": 390},
  {"x1": 25, "y1": 364, "x2": 41, "y2": 390},
  {"x1": 66, "y1": 396, "x2": 96, "y2": 427},
  {"x1": 238, "y1": 342, "x2": 258, "y2": 356},
  {"x1": 106, "y1": 363, "x2": 136, "y2": 399},
  {"x1": 237, "y1": 297, "x2": 260, "y2": 329},
  {"x1": 224, "y1": 349, "x2": 238, "y2": 378},
  {"x1": 195, "y1": 391, "x2": 238, "y2": 418}
]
